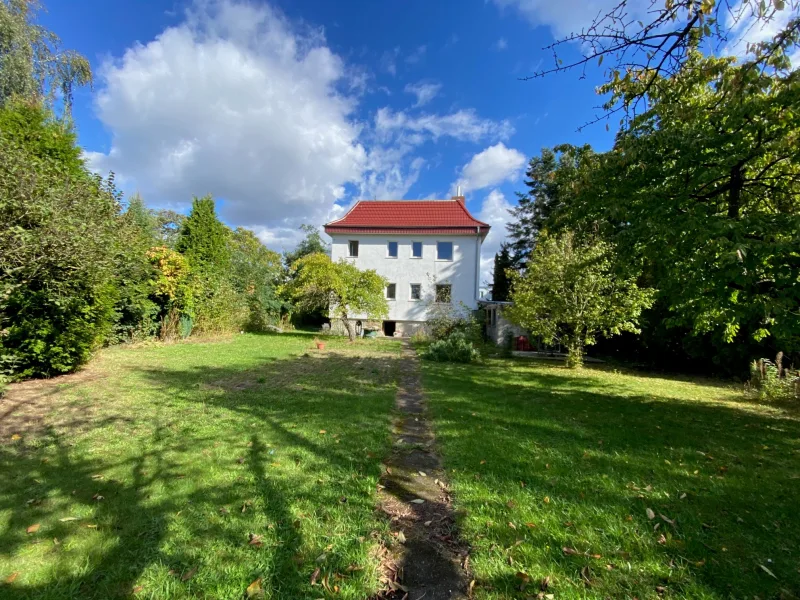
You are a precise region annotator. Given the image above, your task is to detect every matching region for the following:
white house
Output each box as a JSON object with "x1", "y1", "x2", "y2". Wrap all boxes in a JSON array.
[{"x1": 324, "y1": 196, "x2": 490, "y2": 336}]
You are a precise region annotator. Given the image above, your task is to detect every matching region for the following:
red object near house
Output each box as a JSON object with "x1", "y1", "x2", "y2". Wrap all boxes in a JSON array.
[{"x1": 516, "y1": 336, "x2": 532, "y2": 351}]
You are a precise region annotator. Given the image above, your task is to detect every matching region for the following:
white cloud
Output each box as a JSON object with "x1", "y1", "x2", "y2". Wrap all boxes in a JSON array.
[
  {"x1": 375, "y1": 108, "x2": 514, "y2": 143},
  {"x1": 723, "y1": 1, "x2": 800, "y2": 66},
  {"x1": 90, "y1": 0, "x2": 367, "y2": 233},
  {"x1": 380, "y1": 47, "x2": 400, "y2": 75},
  {"x1": 494, "y1": 37, "x2": 508, "y2": 50},
  {"x1": 453, "y1": 142, "x2": 526, "y2": 193},
  {"x1": 405, "y1": 45, "x2": 427, "y2": 64},
  {"x1": 477, "y1": 189, "x2": 514, "y2": 283},
  {"x1": 404, "y1": 80, "x2": 442, "y2": 107},
  {"x1": 491, "y1": 0, "x2": 623, "y2": 37},
  {"x1": 87, "y1": 0, "x2": 517, "y2": 250}
]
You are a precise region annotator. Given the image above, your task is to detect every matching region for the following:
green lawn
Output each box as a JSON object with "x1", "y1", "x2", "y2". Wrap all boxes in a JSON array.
[
  {"x1": 1, "y1": 333, "x2": 402, "y2": 599},
  {"x1": 421, "y1": 357, "x2": 800, "y2": 599}
]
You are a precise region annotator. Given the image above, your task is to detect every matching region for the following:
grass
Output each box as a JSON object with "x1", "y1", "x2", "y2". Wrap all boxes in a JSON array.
[
  {"x1": 421, "y1": 357, "x2": 800, "y2": 599},
  {"x1": 0, "y1": 333, "x2": 402, "y2": 599}
]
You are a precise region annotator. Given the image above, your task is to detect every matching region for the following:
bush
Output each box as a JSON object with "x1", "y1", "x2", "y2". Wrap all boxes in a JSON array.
[
  {"x1": 749, "y1": 353, "x2": 799, "y2": 401},
  {"x1": 426, "y1": 301, "x2": 482, "y2": 343},
  {"x1": 422, "y1": 332, "x2": 480, "y2": 364},
  {"x1": 0, "y1": 102, "x2": 120, "y2": 378}
]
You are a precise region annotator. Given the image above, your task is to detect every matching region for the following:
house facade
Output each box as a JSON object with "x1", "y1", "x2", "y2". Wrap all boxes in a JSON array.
[{"x1": 324, "y1": 196, "x2": 490, "y2": 336}]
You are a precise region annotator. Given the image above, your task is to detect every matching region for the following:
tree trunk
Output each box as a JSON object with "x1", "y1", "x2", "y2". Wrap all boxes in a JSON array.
[
  {"x1": 342, "y1": 317, "x2": 356, "y2": 342},
  {"x1": 565, "y1": 340, "x2": 583, "y2": 369}
]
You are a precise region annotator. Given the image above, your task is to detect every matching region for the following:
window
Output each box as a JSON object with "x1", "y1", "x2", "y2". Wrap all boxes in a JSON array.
[
  {"x1": 436, "y1": 241, "x2": 453, "y2": 261},
  {"x1": 387, "y1": 241, "x2": 398, "y2": 258},
  {"x1": 386, "y1": 283, "x2": 396, "y2": 300},
  {"x1": 435, "y1": 284, "x2": 452, "y2": 303},
  {"x1": 348, "y1": 240, "x2": 359, "y2": 257},
  {"x1": 411, "y1": 241, "x2": 423, "y2": 258},
  {"x1": 410, "y1": 284, "x2": 421, "y2": 300}
]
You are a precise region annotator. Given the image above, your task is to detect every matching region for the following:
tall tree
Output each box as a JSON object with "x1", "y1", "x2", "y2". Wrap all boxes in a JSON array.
[
  {"x1": 286, "y1": 253, "x2": 388, "y2": 341},
  {"x1": 506, "y1": 233, "x2": 655, "y2": 368},
  {"x1": 507, "y1": 144, "x2": 595, "y2": 267},
  {"x1": 175, "y1": 195, "x2": 230, "y2": 273},
  {"x1": 558, "y1": 53, "x2": 800, "y2": 354},
  {"x1": 491, "y1": 243, "x2": 513, "y2": 302},
  {"x1": 283, "y1": 224, "x2": 330, "y2": 268},
  {"x1": 0, "y1": 0, "x2": 92, "y2": 114},
  {"x1": 229, "y1": 227, "x2": 284, "y2": 330}
]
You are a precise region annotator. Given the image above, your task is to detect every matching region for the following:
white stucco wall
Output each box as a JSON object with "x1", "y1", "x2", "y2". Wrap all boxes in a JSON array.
[{"x1": 329, "y1": 233, "x2": 483, "y2": 323}]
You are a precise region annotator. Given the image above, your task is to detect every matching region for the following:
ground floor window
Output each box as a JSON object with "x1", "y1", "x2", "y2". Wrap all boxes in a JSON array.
[
  {"x1": 435, "y1": 284, "x2": 451, "y2": 303},
  {"x1": 410, "y1": 283, "x2": 421, "y2": 300},
  {"x1": 386, "y1": 283, "x2": 396, "y2": 300}
]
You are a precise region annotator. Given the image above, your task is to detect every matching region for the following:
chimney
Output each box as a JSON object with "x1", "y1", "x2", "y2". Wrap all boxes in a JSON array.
[{"x1": 452, "y1": 184, "x2": 465, "y2": 205}]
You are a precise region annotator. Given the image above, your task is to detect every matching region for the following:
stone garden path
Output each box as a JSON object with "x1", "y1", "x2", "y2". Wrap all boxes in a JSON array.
[{"x1": 376, "y1": 341, "x2": 470, "y2": 600}]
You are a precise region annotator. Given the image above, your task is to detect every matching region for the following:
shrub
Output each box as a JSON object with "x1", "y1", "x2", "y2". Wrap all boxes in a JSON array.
[
  {"x1": 422, "y1": 332, "x2": 480, "y2": 364},
  {"x1": 749, "y1": 353, "x2": 799, "y2": 401},
  {"x1": 0, "y1": 102, "x2": 119, "y2": 378},
  {"x1": 426, "y1": 301, "x2": 482, "y2": 343}
]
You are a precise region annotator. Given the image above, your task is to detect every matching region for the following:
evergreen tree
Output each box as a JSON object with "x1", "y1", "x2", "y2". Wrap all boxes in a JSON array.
[
  {"x1": 507, "y1": 144, "x2": 595, "y2": 268},
  {"x1": 491, "y1": 243, "x2": 513, "y2": 301},
  {"x1": 175, "y1": 195, "x2": 230, "y2": 273}
]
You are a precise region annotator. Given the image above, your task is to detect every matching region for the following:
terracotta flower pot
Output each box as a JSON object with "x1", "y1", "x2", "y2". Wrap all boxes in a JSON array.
[{"x1": 315, "y1": 342, "x2": 325, "y2": 350}]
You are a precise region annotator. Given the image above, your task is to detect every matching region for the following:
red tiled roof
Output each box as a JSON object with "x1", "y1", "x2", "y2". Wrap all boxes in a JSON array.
[{"x1": 324, "y1": 199, "x2": 490, "y2": 237}]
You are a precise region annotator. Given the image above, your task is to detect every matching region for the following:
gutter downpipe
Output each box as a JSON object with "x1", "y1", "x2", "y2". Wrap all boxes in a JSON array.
[{"x1": 475, "y1": 225, "x2": 481, "y2": 304}]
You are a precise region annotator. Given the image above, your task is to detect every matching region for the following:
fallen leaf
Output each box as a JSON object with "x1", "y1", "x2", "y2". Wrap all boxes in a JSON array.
[
  {"x1": 468, "y1": 579, "x2": 476, "y2": 596},
  {"x1": 525, "y1": 522, "x2": 537, "y2": 528},
  {"x1": 656, "y1": 585, "x2": 667, "y2": 594},
  {"x1": 248, "y1": 533, "x2": 263, "y2": 547},
  {"x1": 543, "y1": 496, "x2": 550, "y2": 504},
  {"x1": 237, "y1": 457, "x2": 245, "y2": 464},
  {"x1": 10, "y1": 434, "x2": 21, "y2": 441},
  {"x1": 759, "y1": 564, "x2": 778, "y2": 579},
  {"x1": 508, "y1": 522, "x2": 516, "y2": 529},
  {"x1": 409, "y1": 498, "x2": 425, "y2": 504},
  {"x1": 646, "y1": 508, "x2": 656, "y2": 520},
  {"x1": 181, "y1": 567, "x2": 197, "y2": 581},
  {"x1": 245, "y1": 578, "x2": 264, "y2": 598},
  {"x1": 424, "y1": 520, "x2": 433, "y2": 526},
  {"x1": 92, "y1": 494, "x2": 104, "y2": 501},
  {"x1": 5, "y1": 572, "x2": 20, "y2": 584},
  {"x1": 59, "y1": 517, "x2": 79, "y2": 522},
  {"x1": 581, "y1": 565, "x2": 592, "y2": 586},
  {"x1": 506, "y1": 499, "x2": 516, "y2": 509},
  {"x1": 657, "y1": 534, "x2": 667, "y2": 545},
  {"x1": 680, "y1": 493, "x2": 687, "y2": 500},
  {"x1": 26, "y1": 524, "x2": 40, "y2": 534},
  {"x1": 310, "y1": 567, "x2": 321, "y2": 585},
  {"x1": 562, "y1": 546, "x2": 580, "y2": 555},
  {"x1": 397, "y1": 531, "x2": 406, "y2": 543},
  {"x1": 480, "y1": 460, "x2": 486, "y2": 465},
  {"x1": 515, "y1": 571, "x2": 531, "y2": 582},
  {"x1": 319, "y1": 430, "x2": 326, "y2": 435},
  {"x1": 660, "y1": 513, "x2": 675, "y2": 525},
  {"x1": 418, "y1": 471, "x2": 427, "y2": 477},
  {"x1": 132, "y1": 585, "x2": 143, "y2": 594}
]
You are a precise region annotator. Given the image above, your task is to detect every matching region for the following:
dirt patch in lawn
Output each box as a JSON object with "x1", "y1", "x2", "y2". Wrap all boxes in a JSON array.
[{"x1": 375, "y1": 341, "x2": 470, "y2": 600}]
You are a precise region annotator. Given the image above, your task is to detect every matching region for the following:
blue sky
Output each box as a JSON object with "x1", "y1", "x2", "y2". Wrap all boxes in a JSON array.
[{"x1": 40, "y1": 0, "x2": 622, "y2": 276}]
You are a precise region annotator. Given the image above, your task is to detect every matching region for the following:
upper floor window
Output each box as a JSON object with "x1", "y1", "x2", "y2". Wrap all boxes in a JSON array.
[
  {"x1": 435, "y1": 284, "x2": 452, "y2": 303},
  {"x1": 348, "y1": 240, "x2": 359, "y2": 257},
  {"x1": 386, "y1": 283, "x2": 396, "y2": 300},
  {"x1": 387, "y1": 241, "x2": 398, "y2": 258},
  {"x1": 436, "y1": 241, "x2": 453, "y2": 261},
  {"x1": 411, "y1": 241, "x2": 423, "y2": 258}
]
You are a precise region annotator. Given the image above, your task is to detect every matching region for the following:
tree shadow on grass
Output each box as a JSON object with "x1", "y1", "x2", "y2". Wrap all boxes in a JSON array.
[
  {"x1": 0, "y1": 347, "x2": 402, "y2": 599},
  {"x1": 421, "y1": 360, "x2": 800, "y2": 599}
]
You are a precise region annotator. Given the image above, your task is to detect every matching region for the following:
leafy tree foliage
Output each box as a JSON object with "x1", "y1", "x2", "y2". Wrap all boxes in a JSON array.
[
  {"x1": 491, "y1": 243, "x2": 513, "y2": 302},
  {"x1": 552, "y1": 54, "x2": 800, "y2": 359},
  {"x1": 526, "y1": 0, "x2": 799, "y2": 127},
  {"x1": 0, "y1": 0, "x2": 91, "y2": 114},
  {"x1": 0, "y1": 102, "x2": 119, "y2": 377},
  {"x1": 229, "y1": 227, "x2": 285, "y2": 331},
  {"x1": 283, "y1": 224, "x2": 330, "y2": 267},
  {"x1": 286, "y1": 253, "x2": 388, "y2": 341},
  {"x1": 506, "y1": 233, "x2": 655, "y2": 368}
]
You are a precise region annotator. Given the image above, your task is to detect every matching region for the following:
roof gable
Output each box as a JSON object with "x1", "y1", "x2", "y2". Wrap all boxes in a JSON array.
[{"x1": 324, "y1": 199, "x2": 490, "y2": 237}]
